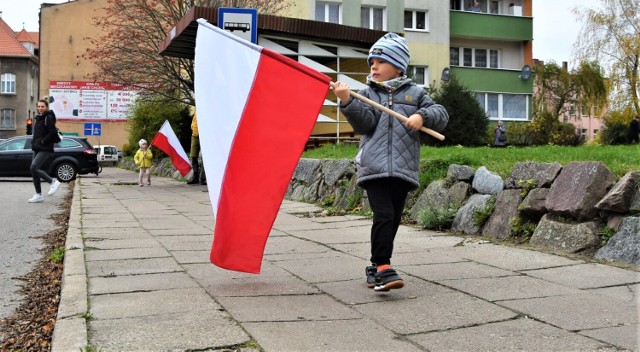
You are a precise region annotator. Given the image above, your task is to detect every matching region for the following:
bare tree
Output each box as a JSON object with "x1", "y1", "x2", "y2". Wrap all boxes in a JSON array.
[
  {"x1": 573, "y1": 0, "x2": 640, "y2": 115},
  {"x1": 82, "y1": 0, "x2": 292, "y2": 105}
]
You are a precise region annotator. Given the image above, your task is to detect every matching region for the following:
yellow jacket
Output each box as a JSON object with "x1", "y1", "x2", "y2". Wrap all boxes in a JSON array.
[
  {"x1": 191, "y1": 112, "x2": 199, "y2": 137},
  {"x1": 134, "y1": 148, "x2": 153, "y2": 168}
]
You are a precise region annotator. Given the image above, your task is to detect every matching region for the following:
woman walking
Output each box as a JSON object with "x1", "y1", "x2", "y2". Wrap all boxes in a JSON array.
[{"x1": 28, "y1": 99, "x2": 61, "y2": 203}]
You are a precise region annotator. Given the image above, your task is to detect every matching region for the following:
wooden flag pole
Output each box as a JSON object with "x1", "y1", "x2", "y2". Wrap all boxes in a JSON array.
[{"x1": 330, "y1": 82, "x2": 445, "y2": 141}]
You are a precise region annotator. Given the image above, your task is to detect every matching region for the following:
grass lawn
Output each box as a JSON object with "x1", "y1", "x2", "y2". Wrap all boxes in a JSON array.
[{"x1": 302, "y1": 143, "x2": 640, "y2": 185}]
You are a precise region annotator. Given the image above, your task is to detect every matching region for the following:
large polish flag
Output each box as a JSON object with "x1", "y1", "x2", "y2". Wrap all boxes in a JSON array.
[
  {"x1": 194, "y1": 20, "x2": 331, "y2": 273},
  {"x1": 151, "y1": 120, "x2": 192, "y2": 176}
]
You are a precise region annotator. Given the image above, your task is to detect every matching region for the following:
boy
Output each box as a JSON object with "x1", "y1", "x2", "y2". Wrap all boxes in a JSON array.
[{"x1": 333, "y1": 33, "x2": 448, "y2": 292}]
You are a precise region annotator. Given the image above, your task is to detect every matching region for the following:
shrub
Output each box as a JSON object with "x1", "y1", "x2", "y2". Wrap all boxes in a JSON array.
[
  {"x1": 430, "y1": 76, "x2": 490, "y2": 147},
  {"x1": 127, "y1": 98, "x2": 188, "y2": 157},
  {"x1": 550, "y1": 122, "x2": 581, "y2": 146},
  {"x1": 418, "y1": 205, "x2": 458, "y2": 231},
  {"x1": 472, "y1": 196, "x2": 496, "y2": 227},
  {"x1": 510, "y1": 217, "x2": 537, "y2": 243}
]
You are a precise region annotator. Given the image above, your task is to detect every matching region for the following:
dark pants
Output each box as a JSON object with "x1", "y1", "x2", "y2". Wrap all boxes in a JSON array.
[
  {"x1": 31, "y1": 151, "x2": 53, "y2": 194},
  {"x1": 363, "y1": 177, "x2": 412, "y2": 266}
]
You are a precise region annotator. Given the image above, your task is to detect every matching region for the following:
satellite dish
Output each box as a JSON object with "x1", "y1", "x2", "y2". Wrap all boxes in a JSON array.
[
  {"x1": 519, "y1": 65, "x2": 532, "y2": 81},
  {"x1": 441, "y1": 67, "x2": 450, "y2": 82}
]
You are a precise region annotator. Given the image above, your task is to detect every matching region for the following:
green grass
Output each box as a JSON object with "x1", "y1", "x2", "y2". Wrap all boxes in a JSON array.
[{"x1": 302, "y1": 143, "x2": 640, "y2": 178}]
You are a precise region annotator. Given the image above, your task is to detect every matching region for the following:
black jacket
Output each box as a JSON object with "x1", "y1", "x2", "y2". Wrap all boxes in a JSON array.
[{"x1": 32, "y1": 110, "x2": 58, "y2": 153}]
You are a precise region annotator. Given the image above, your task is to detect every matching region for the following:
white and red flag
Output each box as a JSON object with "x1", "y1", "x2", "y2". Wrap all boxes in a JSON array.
[
  {"x1": 151, "y1": 120, "x2": 192, "y2": 177},
  {"x1": 194, "y1": 20, "x2": 330, "y2": 273}
]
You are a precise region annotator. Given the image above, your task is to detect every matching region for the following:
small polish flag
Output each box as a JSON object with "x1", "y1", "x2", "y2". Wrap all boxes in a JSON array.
[
  {"x1": 151, "y1": 120, "x2": 192, "y2": 177},
  {"x1": 195, "y1": 20, "x2": 331, "y2": 273}
]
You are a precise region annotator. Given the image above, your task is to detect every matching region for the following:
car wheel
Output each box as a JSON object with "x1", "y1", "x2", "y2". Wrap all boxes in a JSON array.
[{"x1": 55, "y1": 162, "x2": 77, "y2": 182}]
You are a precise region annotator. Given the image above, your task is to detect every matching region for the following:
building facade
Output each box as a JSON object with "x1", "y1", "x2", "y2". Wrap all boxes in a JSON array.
[
  {"x1": 39, "y1": 0, "x2": 129, "y2": 149},
  {"x1": 449, "y1": 0, "x2": 534, "y2": 122},
  {"x1": 0, "y1": 18, "x2": 39, "y2": 139},
  {"x1": 287, "y1": 0, "x2": 534, "y2": 123},
  {"x1": 39, "y1": 0, "x2": 534, "y2": 147}
]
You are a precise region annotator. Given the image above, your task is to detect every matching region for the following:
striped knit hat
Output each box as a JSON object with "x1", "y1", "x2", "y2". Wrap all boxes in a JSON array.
[{"x1": 367, "y1": 33, "x2": 410, "y2": 74}]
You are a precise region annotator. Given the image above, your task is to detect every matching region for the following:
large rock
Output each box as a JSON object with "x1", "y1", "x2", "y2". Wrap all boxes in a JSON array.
[
  {"x1": 595, "y1": 171, "x2": 640, "y2": 213},
  {"x1": 519, "y1": 188, "x2": 549, "y2": 220},
  {"x1": 505, "y1": 162, "x2": 562, "y2": 189},
  {"x1": 451, "y1": 194, "x2": 493, "y2": 236},
  {"x1": 482, "y1": 190, "x2": 523, "y2": 241},
  {"x1": 472, "y1": 167, "x2": 504, "y2": 195},
  {"x1": 595, "y1": 216, "x2": 640, "y2": 265},
  {"x1": 322, "y1": 159, "x2": 356, "y2": 186},
  {"x1": 335, "y1": 175, "x2": 363, "y2": 210},
  {"x1": 317, "y1": 159, "x2": 356, "y2": 203},
  {"x1": 409, "y1": 180, "x2": 469, "y2": 221},
  {"x1": 631, "y1": 189, "x2": 640, "y2": 214},
  {"x1": 545, "y1": 162, "x2": 617, "y2": 220},
  {"x1": 287, "y1": 159, "x2": 322, "y2": 202},
  {"x1": 530, "y1": 214, "x2": 601, "y2": 253},
  {"x1": 447, "y1": 164, "x2": 475, "y2": 182}
]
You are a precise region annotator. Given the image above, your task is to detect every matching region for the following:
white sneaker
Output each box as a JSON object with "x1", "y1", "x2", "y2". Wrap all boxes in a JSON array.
[
  {"x1": 28, "y1": 193, "x2": 45, "y2": 203},
  {"x1": 48, "y1": 179, "x2": 61, "y2": 196}
]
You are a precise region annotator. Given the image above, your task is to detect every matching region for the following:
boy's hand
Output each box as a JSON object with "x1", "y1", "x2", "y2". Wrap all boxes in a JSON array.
[
  {"x1": 332, "y1": 81, "x2": 351, "y2": 103},
  {"x1": 406, "y1": 114, "x2": 424, "y2": 131}
]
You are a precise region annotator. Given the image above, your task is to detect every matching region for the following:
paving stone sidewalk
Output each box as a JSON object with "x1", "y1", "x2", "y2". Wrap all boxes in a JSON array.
[{"x1": 52, "y1": 168, "x2": 639, "y2": 351}]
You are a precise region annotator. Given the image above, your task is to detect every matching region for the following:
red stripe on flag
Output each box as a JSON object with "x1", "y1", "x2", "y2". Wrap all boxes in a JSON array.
[
  {"x1": 210, "y1": 50, "x2": 330, "y2": 273},
  {"x1": 151, "y1": 133, "x2": 192, "y2": 177}
]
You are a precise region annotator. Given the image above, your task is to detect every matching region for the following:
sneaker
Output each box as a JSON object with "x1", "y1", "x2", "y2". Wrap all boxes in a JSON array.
[
  {"x1": 28, "y1": 193, "x2": 45, "y2": 203},
  {"x1": 139, "y1": 184, "x2": 144, "y2": 187},
  {"x1": 365, "y1": 264, "x2": 377, "y2": 288},
  {"x1": 47, "y1": 179, "x2": 61, "y2": 196},
  {"x1": 373, "y1": 268, "x2": 404, "y2": 292}
]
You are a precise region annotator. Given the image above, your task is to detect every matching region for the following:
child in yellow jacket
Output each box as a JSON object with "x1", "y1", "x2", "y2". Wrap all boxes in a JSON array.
[{"x1": 134, "y1": 139, "x2": 153, "y2": 186}]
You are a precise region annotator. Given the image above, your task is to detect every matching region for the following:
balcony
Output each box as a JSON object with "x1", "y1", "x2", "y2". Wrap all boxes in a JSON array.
[
  {"x1": 450, "y1": 10, "x2": 532, "y2": 42},
  {"x1": 450, "y1": 66, "x2": 533, "y2": 93}
]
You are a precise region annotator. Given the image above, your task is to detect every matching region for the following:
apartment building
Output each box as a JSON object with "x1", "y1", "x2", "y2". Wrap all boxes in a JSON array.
[
  {"x1": 0, "y1": 17, "x2": 39, "y2": 139},
  {"x1": 449, "y1": 0, "x2": 534, "y2": 122},
  {"x1": 289, "y1": 0, "x2": 534, "y2": 122}
]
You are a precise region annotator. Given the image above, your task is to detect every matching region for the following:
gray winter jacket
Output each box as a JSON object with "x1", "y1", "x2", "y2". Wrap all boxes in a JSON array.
[{"x1": 340, "y1": 78, "x2": 448, "y2": 189}]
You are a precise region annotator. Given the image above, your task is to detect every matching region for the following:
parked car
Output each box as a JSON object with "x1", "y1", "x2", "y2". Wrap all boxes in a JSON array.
[
  {"x1": 0, "y1": 136, "x2": 99, "y2": 182},
  {"x1": 94, "y1": 144, "x2": 119, "y2": 166}
]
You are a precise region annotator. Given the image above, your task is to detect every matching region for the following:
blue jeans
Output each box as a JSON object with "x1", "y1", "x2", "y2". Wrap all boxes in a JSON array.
[{"x1": 31, "y1": 151, "x2": 53, "y2": 194}]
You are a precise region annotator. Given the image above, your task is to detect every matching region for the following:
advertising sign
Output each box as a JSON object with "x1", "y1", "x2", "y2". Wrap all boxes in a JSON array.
[{"x1": 49, "y1": 81, "x2": 143, "y2": 120}]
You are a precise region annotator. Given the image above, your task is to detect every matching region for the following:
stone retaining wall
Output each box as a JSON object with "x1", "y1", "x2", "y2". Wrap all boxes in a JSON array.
[{"x1": 120, "y1": 157, "x2": 640, "y2": 266}]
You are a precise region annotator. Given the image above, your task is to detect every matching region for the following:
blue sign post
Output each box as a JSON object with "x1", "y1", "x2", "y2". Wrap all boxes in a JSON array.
[
  {"x1": 218, "y1": 8, "x2": 258, "y2": 44},
  {"x1": 84, "y1": 123, "x2": 102, "y2": 137}
]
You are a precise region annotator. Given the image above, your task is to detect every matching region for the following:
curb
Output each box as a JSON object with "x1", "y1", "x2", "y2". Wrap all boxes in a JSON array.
[{"x1": 51, "y1": 179, "x2": 88, "y2": 351}]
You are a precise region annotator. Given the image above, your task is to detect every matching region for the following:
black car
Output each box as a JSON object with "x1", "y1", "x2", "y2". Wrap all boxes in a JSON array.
[{"x1": 0, "y1": 135, "x2": 99, "y2": 182}]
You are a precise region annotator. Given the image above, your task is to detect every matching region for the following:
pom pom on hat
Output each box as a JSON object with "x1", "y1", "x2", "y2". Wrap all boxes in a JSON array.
[
  {"x1": 368, "y1": 33, "x2": 410, "y2": 74},
  {"x1": 139, "y1": 139, "x2": 148, "y2": 147}
]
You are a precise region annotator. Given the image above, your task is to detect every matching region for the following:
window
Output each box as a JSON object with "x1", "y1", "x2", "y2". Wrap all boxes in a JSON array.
[
  {"x1": 463, "y1": 48, "x2": 472, "y2": 66},
  {"x1": 450, "y1": 0, "x2": 462, "y2": 10},
  {"x1": 361, "y1": 6, "x2": 384, "y2": 30},
  {"x1": 450, "y1": 47, "x2": 460, "y2": 66},
  {"x1": 450, "y1": 48, "x2": 499, "y2": 68},
  {"x1": 1, "y1": 108, "x2": 16, "y2": 130},
  {"x1": 476, "y1": 93, "x2": 529, "y2": 120},
  {"x1": 489, "y1": 0, "x2": 499, "y2": 14},
  {"x1": 316, "y1": 2, "x2": 340, "y2": 24},
  {"x1": 404, "y1": 10, "x2": 428, "y2": 31},
  {"x1": 22, "y1": 42, "x2": 34, "y2": 54},
  {"x1": 408, "y1": 66, "x2": 429, "y2": 88},
  {"x1": 1, "y1": 73, "x2": 16, "y2": 94}
]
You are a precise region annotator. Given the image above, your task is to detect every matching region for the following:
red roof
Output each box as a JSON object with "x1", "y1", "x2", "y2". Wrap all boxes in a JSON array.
[
  {"x1": 15, "y1": 29, "x2": 39, "y2": 48},
  {"x1": 0, "y1": 18, "x2": 35, "y2": 57}
]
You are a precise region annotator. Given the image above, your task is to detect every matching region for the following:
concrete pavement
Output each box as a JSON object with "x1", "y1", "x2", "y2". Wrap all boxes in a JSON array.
[{"x1": 52, "y1": 167, "x2": 639, "y2": 351}]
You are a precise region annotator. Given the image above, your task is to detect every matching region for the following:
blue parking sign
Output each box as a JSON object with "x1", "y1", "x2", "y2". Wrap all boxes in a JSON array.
[{"x1": 84, "y1": 123, "x2": 102, "y2": 136}]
